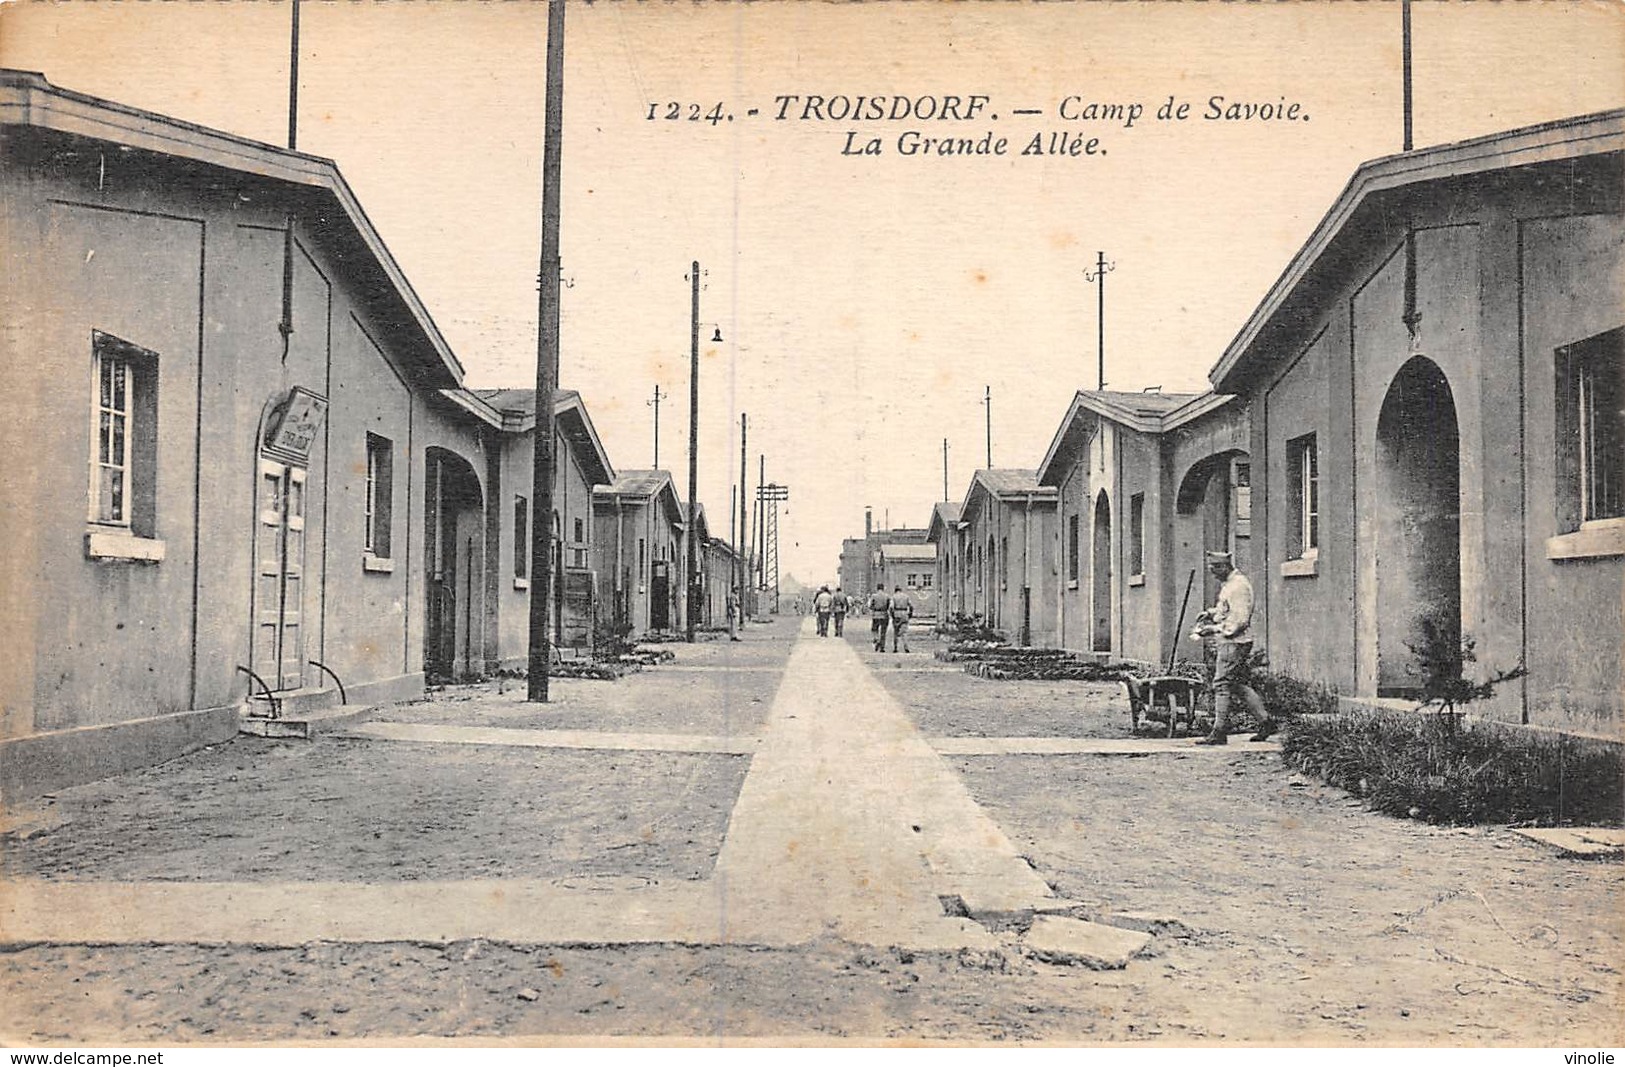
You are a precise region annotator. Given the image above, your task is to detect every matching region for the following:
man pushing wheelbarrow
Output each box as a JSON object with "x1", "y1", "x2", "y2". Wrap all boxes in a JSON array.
[{"x1": 1191, "y1": 550, "x2": 1278, "y2": 745}]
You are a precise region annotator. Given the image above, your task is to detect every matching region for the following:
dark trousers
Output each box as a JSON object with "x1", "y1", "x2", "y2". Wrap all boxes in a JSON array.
[
  {"x1": 872, "y1": 616, "x2": 889, "y2": 650},
  {"x1": 833, "y1": 612, "x2": 846, "y2": 636},
  {"x1": 816, "y1": 610, "x2": 830, "y2": 636}
]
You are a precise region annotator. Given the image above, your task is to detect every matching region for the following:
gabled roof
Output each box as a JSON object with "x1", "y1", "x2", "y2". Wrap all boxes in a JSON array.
[
  {"x1": 0, "y1": 69, "x2": 465, "y2": 388},
  {"x1": 926, "y1": 502, "x2": 960, "y2": 542},
  {"x1": 880, "y1": 543, "x2": 936, "y2": 562},
  {"x1": 974, "y1": 469, "x2": 1051, "y2": 497},
  {"x1": 1211, "y1": 108, "x2": 1625, "y2": 390},
  {"x1": 959, "y1": 470, "x2": 1058, "y2": 523},
  {"x1": 1035, "y1": 390, "x2": 1236, "y2": 486},
  {"x1": 443, "y1": 388, "x2": 614, "y2": 487},
  {"x1": 595, "y1": 469, "x2": 683, "y2": 522}
]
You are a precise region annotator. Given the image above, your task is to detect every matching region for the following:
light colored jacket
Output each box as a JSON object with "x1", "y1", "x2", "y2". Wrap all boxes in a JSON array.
[{"x1": 1210, "y1": 571, "x2": 1254, "y2": 645}]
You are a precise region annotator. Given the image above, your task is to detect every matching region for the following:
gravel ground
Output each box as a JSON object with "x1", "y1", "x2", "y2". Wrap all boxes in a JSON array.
[
  {"x1": 3, "y1": 739, "x2": 748, "y2": 884},
  {"x1": 952, "y1": 752, "x2": 1625, "y2": 1045},
  {"x1": 368, "y1": 624, "x2": 794, "y2": 737},
  {"x1": 0, "y1": 938, "x2": 1171, "y2": 1044},
  {"x1": 858, "y1": 648, "x2": 1131, "y2": 738}
]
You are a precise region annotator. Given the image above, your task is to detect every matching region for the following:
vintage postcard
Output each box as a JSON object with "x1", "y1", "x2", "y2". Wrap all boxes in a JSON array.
[{"x1": 1, "y1": 0, "x2": 1621, "y2": 1050}]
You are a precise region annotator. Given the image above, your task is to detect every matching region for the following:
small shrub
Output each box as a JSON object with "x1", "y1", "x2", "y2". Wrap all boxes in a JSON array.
[
  {"x1": 1408, "y1": 620, "x2": 1528, "y2": 715},
  {"x1": 592, "y1": 617, "x2": 637, "y2": 662},
  {"x1": 1253, "y1": 668, "x2": 1339, "y2": 720},
  {"x1": 1281, "y1": 710, "x2": 1624, "y2": 826}
]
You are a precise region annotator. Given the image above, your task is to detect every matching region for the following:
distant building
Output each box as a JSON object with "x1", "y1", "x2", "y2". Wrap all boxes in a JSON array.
[
  {"x1": 455, "y1": 389, "x2": 615, "y2": 660},
  {"x1": 951, "y1": 471, "x2": 1060, "y2": 647},
  {"x1": 593, "y1": 470, "x2": 687, "y2": 637},
  {"x1": 1036, "y1": 390, "x2": 1248, "y2": 663},
  {"x1": 927, "y1": 503, "x2": 963, "y2": 625},
  {"x1": 877, "y1": 542, "x2": 938, "y2": 617}
]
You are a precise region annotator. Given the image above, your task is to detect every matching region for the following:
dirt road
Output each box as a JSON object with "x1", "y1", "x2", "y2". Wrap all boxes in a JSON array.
[{"x1": 3, "y1": 619, "x2": 1618, "y2": 1044}]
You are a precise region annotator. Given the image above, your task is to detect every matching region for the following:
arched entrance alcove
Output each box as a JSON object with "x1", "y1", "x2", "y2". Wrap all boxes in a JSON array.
[
  {"x1": 1175, "y1": 449, "x2": 1251, "y2": 608},
  {"x1": 1092, "y1": 490, "x2": 1112, "y2": 653},
  {"x1": 424, "y1": 446, "x2": 485, "y2": 681},
  {"x1": 1375, "y1": 356, "x2": 1461, "y2": 696}
]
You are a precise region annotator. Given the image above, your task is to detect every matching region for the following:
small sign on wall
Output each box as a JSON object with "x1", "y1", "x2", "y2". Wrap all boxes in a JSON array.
[{"x1": 265, "y1": 386, "x2": 328, "y2": 464}]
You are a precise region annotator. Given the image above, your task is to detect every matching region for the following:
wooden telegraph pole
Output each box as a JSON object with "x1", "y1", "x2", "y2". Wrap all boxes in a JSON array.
[
  {"x1": 527, "y1": 0, "x2": 566, "y2": 701},
  {"x1": 686, "y1": 262, "x2": 701, "y2": 643}
]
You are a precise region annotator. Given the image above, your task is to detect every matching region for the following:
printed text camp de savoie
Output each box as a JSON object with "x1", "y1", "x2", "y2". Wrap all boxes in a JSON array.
[{"x1": 767, "y1": 93, "x2": 1309, "y2": 157}]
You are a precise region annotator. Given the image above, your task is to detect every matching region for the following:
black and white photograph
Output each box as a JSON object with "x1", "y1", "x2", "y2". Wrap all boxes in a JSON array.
[{"x1": 0, "y1": 0, "x2": 1621, "y2": 1050}]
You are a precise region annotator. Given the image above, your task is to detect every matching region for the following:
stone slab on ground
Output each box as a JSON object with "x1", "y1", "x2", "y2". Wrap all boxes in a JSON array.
[
  {"x1": 1099, "y1": 911, "x2": 1199, "y2": 938},
  {"x1": 1021, "y1": 914, "x2": 1152, "y2": 969},
  {"x1": 1511, "y1": 827, "x2": 1625, "y2": 859}
]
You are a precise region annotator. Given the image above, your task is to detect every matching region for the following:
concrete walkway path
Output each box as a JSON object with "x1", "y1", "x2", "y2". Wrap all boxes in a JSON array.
[{"x1": 712, "y1": 621, "x2": 1062, "y2": 949}]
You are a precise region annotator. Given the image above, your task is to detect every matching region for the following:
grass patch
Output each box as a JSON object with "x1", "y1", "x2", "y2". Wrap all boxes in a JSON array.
[{"x1": 1281, "y1": 710, "x2": 1625, "y2": 826}]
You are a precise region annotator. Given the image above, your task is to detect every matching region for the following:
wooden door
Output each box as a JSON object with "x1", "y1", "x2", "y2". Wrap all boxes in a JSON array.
[{"x1": 254, "y1": 458, "x2": 307, "y2": 691}]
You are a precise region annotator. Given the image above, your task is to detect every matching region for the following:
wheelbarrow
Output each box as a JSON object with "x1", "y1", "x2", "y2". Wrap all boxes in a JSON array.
[
  {"x1": 1124, "y1": 568, "x2": 1215, "y2": 738},
  {"x1": 1124, "y1": 675, "x2": 1207, "y2": 738}
]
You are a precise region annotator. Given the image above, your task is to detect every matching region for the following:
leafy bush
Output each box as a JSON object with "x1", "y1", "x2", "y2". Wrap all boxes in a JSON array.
[
  {"x1": 1281, "y1": 710, "x2": 1624, "y2": 826},
  {"x1": 1253, "y1": 668, "x2": 1339, "y2": 720}
]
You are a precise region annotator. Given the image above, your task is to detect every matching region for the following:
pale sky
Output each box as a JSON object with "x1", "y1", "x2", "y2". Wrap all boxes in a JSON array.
[{"x1": 5, "y1": 1, "x2": 1622, "y2": 583}]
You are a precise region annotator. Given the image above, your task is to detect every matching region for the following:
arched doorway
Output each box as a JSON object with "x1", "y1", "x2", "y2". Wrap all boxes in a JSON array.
[
  {"x1": 1375, "y1": 356, "x2": 1461, "y2": 696},
  {"x1": 1176, "y1": 450, "x2": 1251, "y2": 608},
  {"x1": 424, "y1": 447, "x2": 485, "y2": 681},
  {"x1": 1092, "y1": 490, "x2": 1112, "y2": 653},
  {"x1": 985, "y1": 532, "x2": 997, "y2": 626}
]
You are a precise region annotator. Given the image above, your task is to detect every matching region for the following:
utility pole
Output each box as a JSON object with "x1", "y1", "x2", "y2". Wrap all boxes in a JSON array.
[
  {"x1": 758, "y1": 482, "x2": 790, "y2": 613},
  {"x1": 739, "y1": 412, "x2": 749, "y2": 621},
  {"x1": 526, "y1": 0, "x2": 566, "y2": 702},
  {"x1": 942, "y1": 438, "x2": 949, "y2": 501},
  {"x1": 647, "y1": 384, "x2": 667, "y2": 469},
  {"x1": 1085, "y1": 251, "x2": 1114, "y2": 391},
  {"x1": 1402, "y1": 0, "x2": 1414, "y2": 153},
  {"x1": 278, "y1": 0, "x2": 300, "y2": 361},
  {"x1": 983, "y1": 386, "x2": 993, "y2": 469},
  {"x1": 757, "y1": 454, "x2": 766, "y2": 590},
  {"x1": 1400, "y1": 0, "x2": 1422, "y2": 347},
  {"x1": 685, "y1": 261, "x2": 701, "y2": 643}
]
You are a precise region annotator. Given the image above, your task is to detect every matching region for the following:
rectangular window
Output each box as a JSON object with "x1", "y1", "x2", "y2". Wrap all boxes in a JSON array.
[
  {"x1": 639, "y1": 538, "x2": 647, "y2": 579},
  {"x1": 1001, "y1": 536, "x2": 1009, "y2": 589},
  {"x1": 1067, "y1": 513, "x2": 1080, "y2": 583},
  {"x1": 906, "y1": 572, "x2": 918, "y2": 589},
  {"x1": 1558, "y1": 328, "x2": 1623, "y2": 530},
  {"x1": 1129, "y1": 492, "x2": 1145, "y2": 576},
  {"x1": 88, "y1": 332, "x2": 158, "y2": 536},
  {"x1": 1287, "y1": 433, "x2": 1319, "y2": 558},
  {"x1": 1234, "y1": 461, "x2": 1252, "y2": 542},
  {"x1": 365, "y1": 434, "x2": 393, "y2": 557},
  {"x1": 514, "y1": 495, "x2": 529, "y2": 578},
  {"x1": 573, "y1": 517, "x2": 585, "y2": 543},
  {"x1": 920, "y1": 572, "x2": 933, "y2": 589}
]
